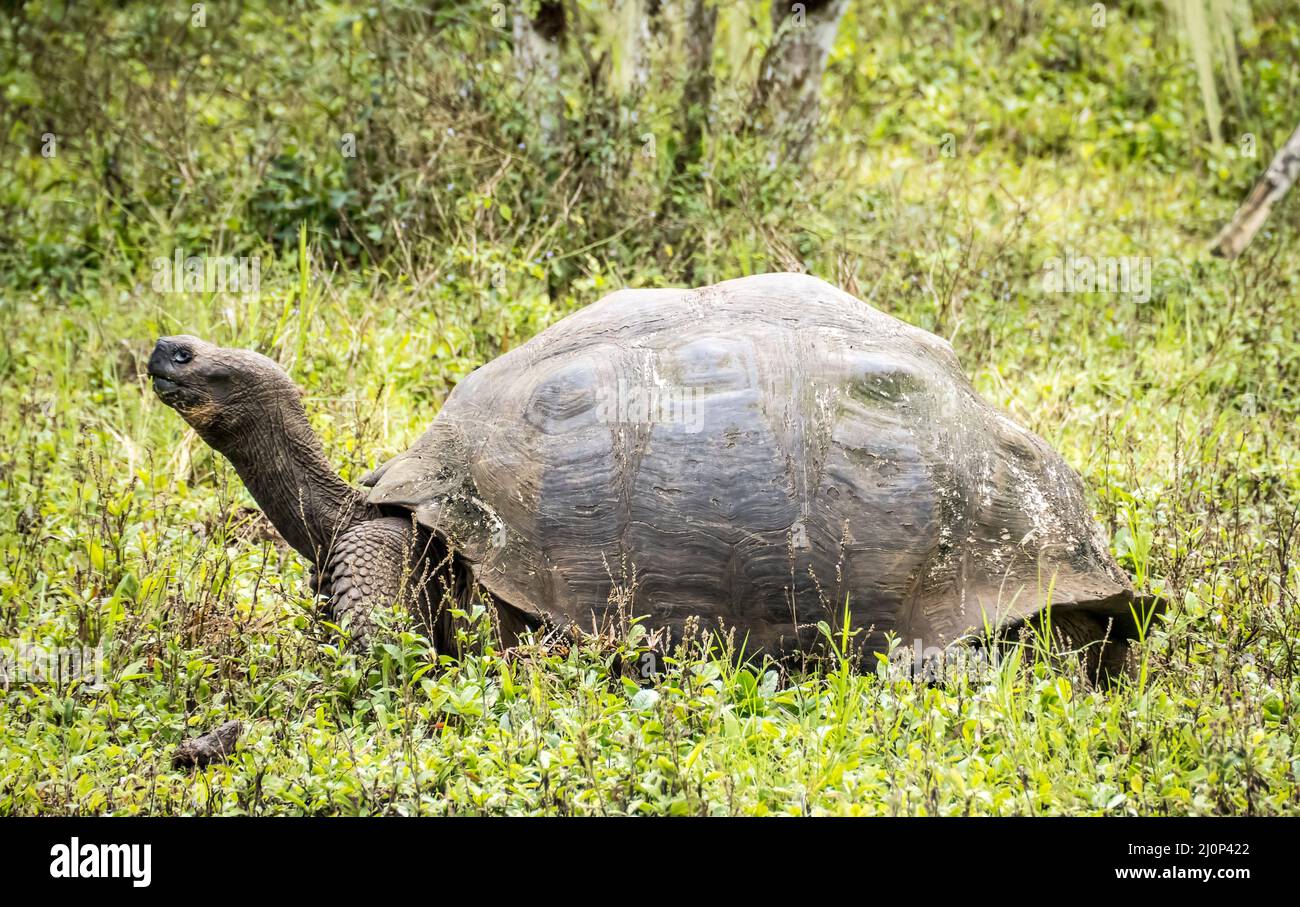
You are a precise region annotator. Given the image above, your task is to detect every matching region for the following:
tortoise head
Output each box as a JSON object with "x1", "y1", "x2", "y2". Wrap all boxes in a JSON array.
[
  {"x1": 148, "y1": 335, "x2": 297, "y2": 440},
  {"x1": 148, "y1": 335, "x2": 365, "y2": 563}
]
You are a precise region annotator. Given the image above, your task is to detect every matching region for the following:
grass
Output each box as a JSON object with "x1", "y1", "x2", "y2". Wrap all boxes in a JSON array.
[{"x1": 0, "y1": 0, "x2": 1297, "y2": 815}]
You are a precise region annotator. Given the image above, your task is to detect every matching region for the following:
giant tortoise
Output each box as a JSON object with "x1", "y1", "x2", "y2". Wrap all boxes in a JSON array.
[{"x1": 149, "y1": 273, "x2": 1144, "y2": 673}]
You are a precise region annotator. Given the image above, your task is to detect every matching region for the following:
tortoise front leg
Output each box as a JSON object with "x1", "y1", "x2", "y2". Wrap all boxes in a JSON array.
[
  {"x1": 319, "y1": 517, "x2": 538, "y2": 651},
  {"x1": 320, "y1": 516, "x2": 425, "y2": 638}
]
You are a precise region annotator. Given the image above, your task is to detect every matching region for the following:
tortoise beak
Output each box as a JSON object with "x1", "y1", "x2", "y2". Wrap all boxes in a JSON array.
[
  {"x1": 152, "y1": 375, "x2": 180, "y2": 396},
  {"x1": 149, "y1": 338, "x2": 185, "y2": 402}
]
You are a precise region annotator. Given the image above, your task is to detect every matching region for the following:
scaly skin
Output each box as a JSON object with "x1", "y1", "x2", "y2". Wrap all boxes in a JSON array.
[{"x1": 324, "y1": 516, "x2": 428, "y2": 633}]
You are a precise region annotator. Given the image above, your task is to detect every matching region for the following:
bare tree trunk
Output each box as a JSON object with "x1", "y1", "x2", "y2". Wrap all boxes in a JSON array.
[
  {"x1": 512, "y1": 1, "x2": 565, "y2": 81},
  {"x1": 657, "y1": 0, "x2": 718, "y2": 282},
  {"x1": 621, "y1": 0, "x2": 665, "y2": 95},
  {"x1": 676, "y1": 0, "x2": 717, "y2": 176},
  {"x1": 513, "y1": 1, "x2": 567, "y2": 140},
  {"x1": 753, "y1": 0, "x2": 849, "y2": 155},
  {"x1": 1211, "y1": 122, "x2": 1300, "y2": 258}
]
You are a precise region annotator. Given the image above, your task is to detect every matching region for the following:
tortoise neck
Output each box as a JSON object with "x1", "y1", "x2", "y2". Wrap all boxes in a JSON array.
[{"x1": 211, "y1": 391, "x2": 373, "y2": 567}]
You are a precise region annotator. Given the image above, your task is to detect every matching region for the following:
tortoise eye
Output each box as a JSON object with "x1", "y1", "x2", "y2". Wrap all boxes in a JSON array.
[{"x1": 172, "y1": 348, "x2": 193, "y2": 364}]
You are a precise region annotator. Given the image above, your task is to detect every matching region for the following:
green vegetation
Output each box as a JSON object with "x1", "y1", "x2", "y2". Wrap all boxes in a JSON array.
[{"x1": 0, "y1": 0, "x2": 1297, "y2": 815}]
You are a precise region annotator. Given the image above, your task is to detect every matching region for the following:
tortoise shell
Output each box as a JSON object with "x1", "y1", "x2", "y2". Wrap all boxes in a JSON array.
[{"x1": 363, "y1": 273, "x2": 1132, "y2": 658}]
